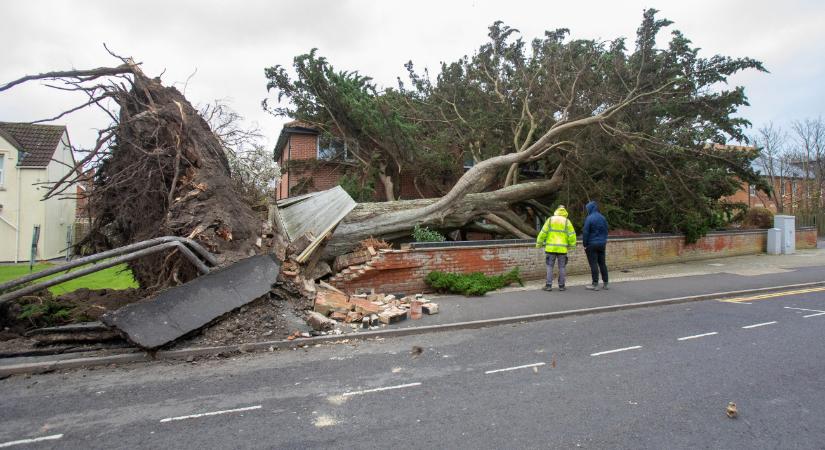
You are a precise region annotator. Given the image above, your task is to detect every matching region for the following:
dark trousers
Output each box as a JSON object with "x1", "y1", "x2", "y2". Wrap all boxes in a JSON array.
[{"x1": 585, "y1": 244, "x2": 608, "y2": 284}]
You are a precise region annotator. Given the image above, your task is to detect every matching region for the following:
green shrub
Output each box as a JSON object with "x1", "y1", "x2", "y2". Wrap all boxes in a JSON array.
[
  {"x1": 17, "y1": 298, "x2": 73, "y2": 327},
  {"x1": 742, "y1": 207, "x2": 774, "y2": 229},
  {"x1": 412, "y1": 225, "x2": 445, "y2": 242},
  {"x1": 425, "y1": 267, "x2": 523, "y2": 296}
]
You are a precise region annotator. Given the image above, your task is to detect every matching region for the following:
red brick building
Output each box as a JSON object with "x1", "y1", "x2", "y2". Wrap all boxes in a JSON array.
[
  {"x1": 273, "y1": 121, "x2": 441, "y2": 200},
  {"x1": 719, "y1": 144, "x2": 824, "y2": 214}
]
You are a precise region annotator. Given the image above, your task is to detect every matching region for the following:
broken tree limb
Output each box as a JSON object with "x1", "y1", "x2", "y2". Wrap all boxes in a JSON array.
[{"x1": 483, "y1": 213, "x2": 533, "y2": 239}]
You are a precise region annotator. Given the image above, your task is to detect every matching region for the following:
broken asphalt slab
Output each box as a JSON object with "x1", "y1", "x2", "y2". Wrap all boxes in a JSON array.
[{"x1": 101, "y1": 254, "x2": 280, "y2": 349}]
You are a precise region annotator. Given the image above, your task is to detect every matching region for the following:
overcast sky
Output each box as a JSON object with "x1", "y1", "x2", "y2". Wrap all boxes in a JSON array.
[{"x1": 1, "y1": 0, "x2": 824, "y2": 150}]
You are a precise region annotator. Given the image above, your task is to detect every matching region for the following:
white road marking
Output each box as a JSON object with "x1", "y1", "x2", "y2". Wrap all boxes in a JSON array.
[
  {"x1": 677, "y1": 332, "x2": 718, "y2": 341},
  {"x1": 590, "y1": 346, "x2": 643, "y2": 356},
  {"x1": 484, "y1": 362, "x2": 546, "y2": 375},
  {"x1": 741, "y1": 321, "x2": 777, "y2": 329},
  {"x1": 159, "y1": 405, "x2": 262, "y2": 423},
  {"x1": 0, "y1": 434, "x2": 64, "y2": 448},
  {"x1": 342, "y1": 382, "x2": 421, "y2": 397},
  {"x1": 784, "y1": 306, "x2": 825, "y2": 318}
]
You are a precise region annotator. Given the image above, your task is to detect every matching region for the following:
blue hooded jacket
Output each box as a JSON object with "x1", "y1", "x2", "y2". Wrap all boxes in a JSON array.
[{"x1": 582, "y1": 201, "x2": 609, "y2": 247}]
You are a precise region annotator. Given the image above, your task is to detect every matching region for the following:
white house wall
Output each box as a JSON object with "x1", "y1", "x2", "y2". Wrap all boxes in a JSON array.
[
  {"x1": 40, "y1": 134, "x2": 75, "y2": 259},
  {"x1": 0, "y1": 132, "x2": 76, "y2": 262}
]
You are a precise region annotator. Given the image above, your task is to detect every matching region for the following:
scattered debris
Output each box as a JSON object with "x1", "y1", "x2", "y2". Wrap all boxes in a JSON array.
[
  {"x1": 410, "y1": 346, "x2": 423, "y2": 358},
  {"x1": 311, "y1": 285, "x2": 439, "y2": 329},
  {"x1": 306, "y1": 312, "x2": 336, "y2": 331},
  {"x1": 378, "y1": 307, "x2": 408, "y2": 324},
  {"x1": 726, "y1": 402, "x2": 738, "y2": 418}
]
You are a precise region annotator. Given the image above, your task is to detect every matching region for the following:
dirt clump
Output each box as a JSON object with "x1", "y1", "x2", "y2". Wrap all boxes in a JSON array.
[{"x1": 180, "y1": 293, "x2": 312, "y2": 348}]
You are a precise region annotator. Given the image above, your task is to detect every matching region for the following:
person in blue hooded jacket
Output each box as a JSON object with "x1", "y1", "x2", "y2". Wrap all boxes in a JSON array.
[{"x1": 583, "y1": 201, "x2": 609, "y2": 290}]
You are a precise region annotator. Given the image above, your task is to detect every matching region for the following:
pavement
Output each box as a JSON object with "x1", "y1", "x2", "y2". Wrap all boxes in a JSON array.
[
  {"x1": 406, "y1": 248, "x2": 825, "y2": 327},
  {"x1": 1, "y1": 284, "x2": 824, "y2": 448},
  {"x1": 2, "y1": 246, "x2": 825, "y2": 374}
]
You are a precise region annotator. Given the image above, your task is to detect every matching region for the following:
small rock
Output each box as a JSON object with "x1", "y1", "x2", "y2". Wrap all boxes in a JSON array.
[
  {"x1": 185, "y1": 355, "x2": 195, "y2": 363},
  {"x1": 239, "y1": 343, "x2": 253, "y2": 353},
  {"x1": 307, "y1": 311, "x2": 336, "y2": 331},
  {"x1": 422, "y1": 303, "x2": 439, "y2": 315}
]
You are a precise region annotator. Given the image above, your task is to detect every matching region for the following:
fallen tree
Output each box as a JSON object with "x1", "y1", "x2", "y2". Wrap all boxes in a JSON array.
[
  {"x1": 268, "y1": 10, "x2": 767, "y2": 254},
  {"x1": 1, "y1": 54, "x2": 271, "y2": 290}
]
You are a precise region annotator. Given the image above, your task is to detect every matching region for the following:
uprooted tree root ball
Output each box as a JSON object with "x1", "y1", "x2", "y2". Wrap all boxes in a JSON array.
[{"x1": 1, "y1": 55, "x2": 272, "y2": 291}]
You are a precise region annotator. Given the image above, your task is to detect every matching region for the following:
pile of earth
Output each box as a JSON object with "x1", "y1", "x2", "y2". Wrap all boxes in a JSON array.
[{"x1": 177, "y1": 292, "x2": 313, "y2": 349}]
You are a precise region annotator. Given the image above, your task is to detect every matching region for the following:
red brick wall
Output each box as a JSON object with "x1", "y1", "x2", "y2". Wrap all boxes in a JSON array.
[{"x1": 329, "y1": 228, "x2": 819, "y2": 295}]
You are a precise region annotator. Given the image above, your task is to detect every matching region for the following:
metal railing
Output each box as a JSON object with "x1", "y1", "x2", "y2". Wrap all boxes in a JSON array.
[
  {"x1": 0, "y1": 236, "x2": 217, "y2": 305},
  {"x1": 796, "y1": 213, "x2": 824, "y2": 237}
]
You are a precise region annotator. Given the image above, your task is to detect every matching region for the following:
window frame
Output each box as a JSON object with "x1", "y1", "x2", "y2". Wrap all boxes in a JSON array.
[
  {"x1": 316, "y1": 134, "x2": 348, "y2": 161},
  {"x1": 0, "y1": 153, "x2": 5, "y2": 187}
]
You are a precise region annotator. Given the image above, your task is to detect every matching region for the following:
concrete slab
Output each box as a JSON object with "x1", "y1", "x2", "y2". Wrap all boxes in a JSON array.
[{"x1": 101, "y1": 254, "x2": 280, "y2": 349}]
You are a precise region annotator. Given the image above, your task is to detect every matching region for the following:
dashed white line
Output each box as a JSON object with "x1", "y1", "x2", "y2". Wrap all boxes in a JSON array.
[
  {"x1": 741, "y1": 321, "x2": 777, "y2": 329},
  {"x1": 784, "y1": 306, "x2": 825, "y2": 318},
  {"x1": 160, "y1": 405, "x2": 261, "y2": 423},
  {"x1": 677, "y1": 332, "x2": 718, "y2": 341},
  {"x1": 0, "y1": 434, "x2": 64, "y2": 448},
  {"x1": 342, "y1": 382, "x2": 422, "y2": 397},
  {"x1": 485, "y1": 362, "x2": 546, "y2": 374},
  {"x1": 590, "y1": 346, "x2": 642, "y2": 357}
]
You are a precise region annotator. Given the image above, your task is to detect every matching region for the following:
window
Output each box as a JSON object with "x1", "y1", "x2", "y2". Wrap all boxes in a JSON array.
[
  {"x1": 317, "y1": 134, "x2": 347, "y2": 161},
  {"x1": 0, "y1": 153, "x2": 5, "y2": 186}
]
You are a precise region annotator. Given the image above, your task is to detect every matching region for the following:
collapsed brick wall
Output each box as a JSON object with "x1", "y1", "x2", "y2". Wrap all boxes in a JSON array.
[{"x1": 329, "y1": 228, "x2": 819, "y2": 295}]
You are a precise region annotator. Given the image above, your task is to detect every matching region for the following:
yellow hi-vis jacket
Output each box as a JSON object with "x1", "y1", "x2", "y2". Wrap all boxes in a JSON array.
[{"x1": 536, "y1": 206, "x2": 577, "y2": 254}]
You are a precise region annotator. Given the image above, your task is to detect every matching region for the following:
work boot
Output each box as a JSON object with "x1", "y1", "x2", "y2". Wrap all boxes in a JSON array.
[
  {"x1": 585, "y1": 283, "x2": 600, "y2": 291},
  {"x1": 602, "y1": 282, "x2": 609, "y2": 290},
  {"x1": 559, "y1": 286, "x2": 566, "y2": 291},
  {"x1": 542, "y1": 285, "x2": 553, "y2": 292}
]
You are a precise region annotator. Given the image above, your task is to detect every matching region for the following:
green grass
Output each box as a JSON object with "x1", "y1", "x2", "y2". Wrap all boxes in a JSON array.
[{"x1": 0, "y1": 262, "x2": 138, "y2": 295}]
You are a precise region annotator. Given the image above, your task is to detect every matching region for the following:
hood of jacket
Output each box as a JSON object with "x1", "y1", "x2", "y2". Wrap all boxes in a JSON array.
[
  {"x1": 585, "y1": 201, "x2": 599, "y2": 215},
  {"x1": 554, "y1": 206, "x2": 569, "y2": 218}
]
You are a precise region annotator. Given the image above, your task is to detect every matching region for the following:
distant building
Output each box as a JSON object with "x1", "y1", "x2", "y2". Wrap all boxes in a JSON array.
[
  {"x1": 720, "y1": 143, "x2": 823, "y2": 214},
  {"x1": 0, "y1": 122, "x2": 76, "y2": 262}
]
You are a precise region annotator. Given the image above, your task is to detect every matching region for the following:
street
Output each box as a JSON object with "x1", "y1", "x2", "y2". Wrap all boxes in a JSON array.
[{"x1": 2, "y1": 287, "x2": 825, "y2": 449}]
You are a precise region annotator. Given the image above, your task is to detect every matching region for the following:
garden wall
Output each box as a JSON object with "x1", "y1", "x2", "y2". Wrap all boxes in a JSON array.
[{"x1": 329, "y1": 228, "x2": 818, "y2": 295}]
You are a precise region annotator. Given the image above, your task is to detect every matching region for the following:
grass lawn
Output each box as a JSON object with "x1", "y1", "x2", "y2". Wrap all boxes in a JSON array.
[{"x1": 0, "y1": 262, "x2": 138, "y2": 295}]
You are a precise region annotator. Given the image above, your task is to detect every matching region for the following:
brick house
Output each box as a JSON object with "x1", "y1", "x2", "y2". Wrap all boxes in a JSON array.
[
  {"x1": 720, "y1": 144, "x2": 824, "y2": 214},
  {"x1": 273, "y1": 121, "x2": 442, "y2": 201}
]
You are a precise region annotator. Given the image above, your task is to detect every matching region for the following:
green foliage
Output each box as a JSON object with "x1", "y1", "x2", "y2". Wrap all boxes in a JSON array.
[
  {"x1": 742, "y1": 207, "x2": 775, "y2": 229},
  {"x1": 339, "y1": 172, "x2": 375, "y2": 202},
  {"x1": 17, "y1": 299, "x2": 73, "y2": 327},
  {"x1": 425, "y1": 268, "x2": 523, "y2": 296},
  {"x1": 412, "y1": 225, "x2": 445, "y2": 242},
  {"x1": 265, "y1": 9, "x2": 766, "y2": 240}
]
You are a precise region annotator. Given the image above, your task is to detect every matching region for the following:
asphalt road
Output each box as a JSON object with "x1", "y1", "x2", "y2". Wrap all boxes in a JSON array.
[{"x1": 2, "y1": 287, "x2": 825, "y2": 449}]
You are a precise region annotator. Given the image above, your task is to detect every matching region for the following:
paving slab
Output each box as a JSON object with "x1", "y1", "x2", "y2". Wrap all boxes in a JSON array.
[{"x1": 101, "y1": 254, "x2": 280, "y2": 349}]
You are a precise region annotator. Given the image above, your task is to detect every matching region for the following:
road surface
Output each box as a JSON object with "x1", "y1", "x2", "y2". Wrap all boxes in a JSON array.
[{"x1": 2, "y1": 286, "x2": 825, "y2": 449}]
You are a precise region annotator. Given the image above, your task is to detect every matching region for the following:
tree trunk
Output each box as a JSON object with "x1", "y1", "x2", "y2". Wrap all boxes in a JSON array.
[{"x1": 325, "y1": 174, "x2": 562, "y2": 256}]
